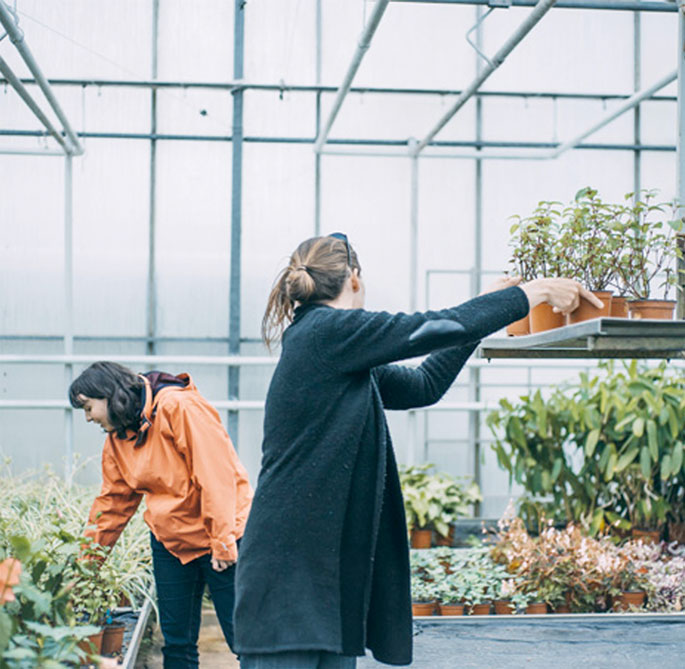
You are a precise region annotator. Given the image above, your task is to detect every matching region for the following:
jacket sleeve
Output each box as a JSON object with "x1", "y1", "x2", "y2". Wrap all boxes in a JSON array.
[
  {"x1": 373, "y1": 342, "x2": 478, "y2": 410},
  {"x1": 167, "y1": 395, "x2": 252, "y2": 563},
  {"x1": 315, "y1": 286, "x2": 528, "y2": 375},
  {"x1": 85, "y1": 437, "x2": 143, "y2": 549}
]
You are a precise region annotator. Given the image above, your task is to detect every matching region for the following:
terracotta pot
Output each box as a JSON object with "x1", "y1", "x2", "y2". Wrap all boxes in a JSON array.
[
  {"x1": 494, "y1": 600, "x2": 515, "y2": 615},
  {"x1": 412, "y1": 601, "x2": 436, "y2": 616},
  {"x1": 434, "y1": 526, "x2": 455, "y2": 547},
  {"x1": 628, "y1": 299, "x2": 676, "y2": 320},
  {"x1": 410, "y1": 528, "x2": 432, "y2": 549},
  {"x1": 631, "y1": 528, "x2": 661, "y2": 544},
  {"x1": 439, "y1": 603, "x2": 465, "y2": 616},
  {"x1": 506, "y1": 314, "x2": 530, "y2": 337},
  {"x1": 529, "y1": 303, "x2": 565, "y2": 333},
  {"x1": 553, "y1": 604, "x2": 571, "y2": 614},
  {"x1": 101, "y1": 623, "x2": 125, "y2": 656},
  {"x1": 668, "y1": 521, "x2": 685, "y2": 544},
  {"x1": 78, "y1": 630, "x2": 104, "y2": 659},
  {"x1": 470, "y1": 602, "x2": 492, "y2": 616},
  {"x1": 613, "y1": 591, "x2": 646, "y2": 612},
  {"x1": 610, "y1": 296, "x2": 629, "y2": 318},
  {"x1": 525, "y1": 602, "x2": 548, "y2": 615},
  {"x1": 566, "y1": 291, "x2": 612, "y2": 324}
]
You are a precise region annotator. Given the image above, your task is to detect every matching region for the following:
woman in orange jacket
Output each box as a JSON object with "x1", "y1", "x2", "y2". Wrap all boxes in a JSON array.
[{"x1": 69, "y1": 361, "x2": 253, "y2": 668}]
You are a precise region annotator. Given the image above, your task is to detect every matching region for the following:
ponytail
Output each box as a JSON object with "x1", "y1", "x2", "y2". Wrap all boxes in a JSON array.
[{"x1": 262, "y1": 235, "x2": 360, "y2": 348}]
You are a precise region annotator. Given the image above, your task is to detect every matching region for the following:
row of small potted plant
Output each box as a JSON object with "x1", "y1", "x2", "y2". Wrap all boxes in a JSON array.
[
  {"x1": 507, "y1": 187, "x2": 684, "y2": 333},
  {"x1": 411, "y1": 513, "x2": 685, "y2": 617},
  {"x1": 0, "y1": 465, "x2": 154, "y2": 667}
]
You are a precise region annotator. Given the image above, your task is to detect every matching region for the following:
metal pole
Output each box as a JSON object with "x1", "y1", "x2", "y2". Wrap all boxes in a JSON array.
[
  {"x1": 314, "y1": 0, "x2": 322, "y2": 235},
  {"x1": 64, "y1": 155, "x2": 74, "y2": 483},
  {"x1": 551, "y1": 70, "x2": 676, "y2": 158},
  {"x1": 633, "y1": 12, "x2": 642, "y2": 200},
  {"x1": 391, "y1": 0, "x2": 677, "y2": 10},
  {"x1": 147, "y1": 0, "x2": 160, "y2": 358},
  {"x1": 229, "y1": 0, "x2": 245, "y2": 442},
  {"x1": 0, "y1": 0, "x2": 83, "y2": 154},
  {"x1": 413, "y1": 0, "x2": 558, "y2": 155},
  {"x1": 677, "y1": 3, "x2": 685, "y2": 320},
  {"x1": 407, "y1": 139, "x2": 420, "y2": 465},
  {"x1": 313, "y1": 0, "x2": 392, "y2": 153},
  {"x1": 470, "y1": 5, "x2": 485, "y2": 517}
]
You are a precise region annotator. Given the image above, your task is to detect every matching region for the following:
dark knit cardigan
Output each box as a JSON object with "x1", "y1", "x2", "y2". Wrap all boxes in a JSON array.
[{"x1": 234, "y1": 286, "x2": 529, "y2": 665}]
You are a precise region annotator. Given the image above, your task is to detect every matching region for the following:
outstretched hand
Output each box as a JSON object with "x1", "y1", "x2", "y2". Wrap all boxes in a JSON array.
[{"x1": 520, "y1": 278, "x2": 604, "y2": 315}]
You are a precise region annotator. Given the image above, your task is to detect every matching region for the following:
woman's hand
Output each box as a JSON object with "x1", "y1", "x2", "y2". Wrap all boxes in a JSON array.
[
  {"x1": 520, "y1": 277, "x2": 603, "y2": 315},
  {"x1": 211, "y1": 555, "x2": 235, "y2": 572},
  {"x1": 479, "y1": 275, "x2": 522, "y2": 296}
]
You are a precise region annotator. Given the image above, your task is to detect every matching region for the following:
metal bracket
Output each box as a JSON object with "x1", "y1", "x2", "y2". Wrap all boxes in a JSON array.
[{"x1": 465, "y1": 6, "x2": 505, "y2": 68}]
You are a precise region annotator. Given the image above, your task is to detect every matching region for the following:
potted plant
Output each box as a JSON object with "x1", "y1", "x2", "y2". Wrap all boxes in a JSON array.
[
  {"x1": 411, "y1": 578, "x2": 436, "y2": 616},
  {"x1": 435, "y1": 573, "x2": 467, "y2": 616},
  {"x1": 554, "y1": 187, "x2": 625, "y2": 323},
  {"x1": 612, "y1": 190, "x2": 684, "y2": 319},
  {"x1": 488, "y1": 361, "x2": 685, "y2": 539},
  {"x1": 400, "y1": 464, "x2": 481, "y2": 548},
  {"x1": 508, "y1": 201, "x2": 566, "y2": 333}
]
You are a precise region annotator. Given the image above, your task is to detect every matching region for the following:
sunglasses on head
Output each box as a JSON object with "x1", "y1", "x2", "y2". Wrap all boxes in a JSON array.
[{"x1": 329, "y1": 232, "x2": 351, "y2": 266}]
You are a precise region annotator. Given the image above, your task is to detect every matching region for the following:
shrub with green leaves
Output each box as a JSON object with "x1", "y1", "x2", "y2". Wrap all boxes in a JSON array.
[{"x1": 487, "y1": 361, "x2": 685, "y2": 534}]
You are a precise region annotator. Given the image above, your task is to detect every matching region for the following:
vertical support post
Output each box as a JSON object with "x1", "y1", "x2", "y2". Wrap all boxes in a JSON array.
[
  {"x1": 633, "y1": 11, "x2": 642, "y2": 200},
  {"x1": 314, "y1": 0, "x2": 322, "y2": 236},
  {"x1": 64, "y1": 154, "x2": 74, "y2": 484},
  {"x1": 677, "y1": 3, "x2": 685, "y2": 319},
  {"x1": 229, "y1": 0, "x2": 245, "y2": 441},
  {"x1": 147, "y1": 0, "x2": 160, "y2": 357},
  {"x1": 469, "y1": 5, "x2": 485, "y2": 517},
  {"x1": 407, "y1": 138, "x2": 419, "y2": 466}
]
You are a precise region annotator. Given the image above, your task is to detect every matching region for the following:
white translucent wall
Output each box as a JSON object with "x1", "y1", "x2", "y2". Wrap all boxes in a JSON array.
[{"x1": 0, "y1": 1, "x2": 679, "y2": 517}]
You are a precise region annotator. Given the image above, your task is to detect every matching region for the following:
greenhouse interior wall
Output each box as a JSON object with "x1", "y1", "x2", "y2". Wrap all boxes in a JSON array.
[{"x1": 0, "y1": 0, "x2": 680, "y2": 517}]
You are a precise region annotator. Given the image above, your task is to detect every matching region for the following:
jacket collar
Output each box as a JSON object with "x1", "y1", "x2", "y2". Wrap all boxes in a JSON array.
[{"x1": 134, "y1": 376, "x2": 155, "y2": 447}]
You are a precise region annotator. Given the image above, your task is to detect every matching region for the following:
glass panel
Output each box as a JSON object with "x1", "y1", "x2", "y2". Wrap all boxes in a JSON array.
[
  {"x1": 155, "y1": 140, "x2": 232, "y2": 337},
  {"x1": 73, "y1": 140, "x2": 150, "y2": 335}
]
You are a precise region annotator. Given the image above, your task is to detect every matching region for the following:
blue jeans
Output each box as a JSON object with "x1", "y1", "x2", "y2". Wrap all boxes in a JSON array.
[
  {"x1": 240, "y1": 651, "x2": 356, "y2": 669},
  {"x1": 151, "y1": 533, "x2": 237, "y2": 668}
]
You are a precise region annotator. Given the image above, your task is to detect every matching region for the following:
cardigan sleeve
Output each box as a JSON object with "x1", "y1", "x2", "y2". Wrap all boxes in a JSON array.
[
  {"x1": 373, "y1": 342, "x2": 478, "y2": 410},
  {"x1": 315, "y1": 286, "x2": 528, "y2": 375},
  {"x1": 85, "y1": 438, "x2": 143, "y2": 549}
]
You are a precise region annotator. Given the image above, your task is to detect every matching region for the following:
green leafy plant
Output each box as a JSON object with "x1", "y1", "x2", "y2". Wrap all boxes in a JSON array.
[
  {"x1": 508, "y1": 201, "x2": 565, "y2": 281},
  {"x1": 487, "y1": 361, "x2": 685, "y2": 536},
  {"x1": 400, "y1": 464, "x2": 481, "y2": 539},
  {"x1": 611, "y1": 190, "x2": 684, "y2": 300}
]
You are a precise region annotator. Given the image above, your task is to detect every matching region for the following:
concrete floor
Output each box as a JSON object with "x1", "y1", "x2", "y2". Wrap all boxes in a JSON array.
[{"x1": 135, "y1": 605, "x2": 239, "y2": 668}]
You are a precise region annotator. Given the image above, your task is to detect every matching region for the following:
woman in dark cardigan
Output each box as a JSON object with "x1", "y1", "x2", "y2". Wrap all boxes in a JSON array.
[{"x1": 234, "y1": 234, "x2": 600, "y2": 669}]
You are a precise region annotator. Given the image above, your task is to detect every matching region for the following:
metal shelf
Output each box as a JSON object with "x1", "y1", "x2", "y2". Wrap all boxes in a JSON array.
[{"x1": 479, "y1": 318, "x2": 685, "y2": 359}]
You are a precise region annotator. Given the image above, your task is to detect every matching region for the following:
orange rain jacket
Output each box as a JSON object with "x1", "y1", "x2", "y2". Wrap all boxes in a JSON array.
[{"x1": 85, "y1": 373, "x2": 253, "y2": 564}]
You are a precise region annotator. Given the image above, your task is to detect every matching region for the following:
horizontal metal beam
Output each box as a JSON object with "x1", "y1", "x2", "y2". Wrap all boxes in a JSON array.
[
  {"x1": 0, "y1": 354, "x2": 276, "y2": 366},
  {"x1": 8, "y1": 78, "x2": 676, "y2": 102},
  {"x1": 0, "y1": 146, "x2": 64, "y2": 156},
  {"x1": 0, "y1": 130, "x2": 675, "y2": 152},
  {"x1": 391, "y1": 0, "x2": 677, "y2": 10}
]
